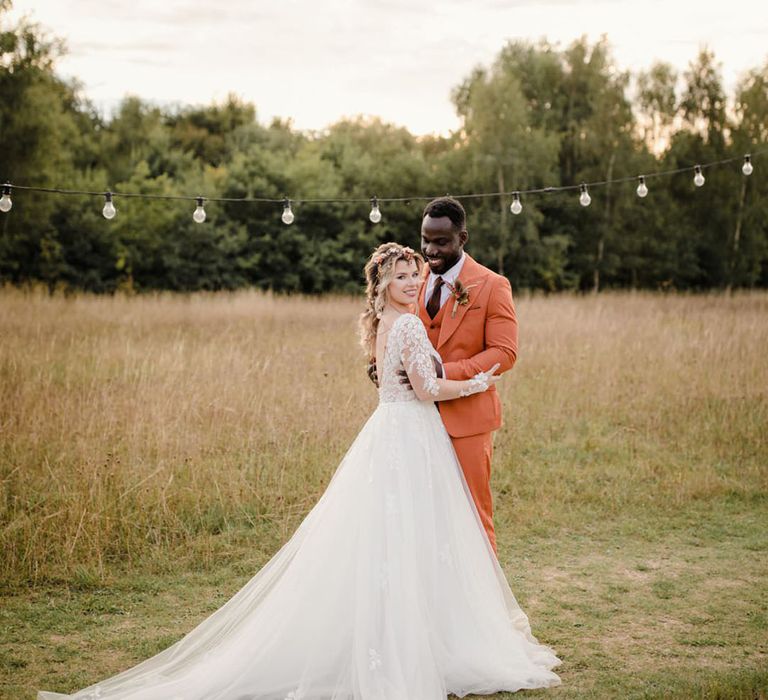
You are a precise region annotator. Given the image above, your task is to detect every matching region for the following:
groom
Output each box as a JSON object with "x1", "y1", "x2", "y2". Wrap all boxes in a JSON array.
[{"x1": 417, "y1": 197, "x2": 518, "y2": 553}]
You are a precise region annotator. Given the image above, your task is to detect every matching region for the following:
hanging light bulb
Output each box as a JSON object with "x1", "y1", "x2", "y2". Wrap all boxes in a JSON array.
[
  {"x1": 693, "y1": 165, "x2": 705, "y2": 187},
  {"x1": 742, "y1": 154, "x2": 753, "y2": 176},
  {"x1": 636, "y1": 176, "x2": 648, "y2": 198},
  {"x1": 510, "y1": 191, "x2": 522, "y2": 215},
  {"x1": 369, "y1": 196, "x2": 382, "y2": 223},
  {"x1": 281, "y1": 198, "x2": 294, "y2": 225},
  {"x1": 193, "y1": 197, "x2": 206, "y2": 223},
  {"x1": 0, "y1": 184, "x2": 12, "y2": 213},
  {"x1": 579, "y1": 183, "x2": 591, "y2": 207},
  {"x1": 102, "y1": 191, "x2": 116, "y2": 219}
]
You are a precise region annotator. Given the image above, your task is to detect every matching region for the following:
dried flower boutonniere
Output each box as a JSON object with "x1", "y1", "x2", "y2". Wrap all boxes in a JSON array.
[{"x1": 444, "y1": 279, "x2": 478, "y2": 318}]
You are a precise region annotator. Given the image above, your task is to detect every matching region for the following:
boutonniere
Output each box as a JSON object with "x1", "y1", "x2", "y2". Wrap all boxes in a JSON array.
[{"x1": 444, "y1": 279, "x2": 478, "y2": 318}]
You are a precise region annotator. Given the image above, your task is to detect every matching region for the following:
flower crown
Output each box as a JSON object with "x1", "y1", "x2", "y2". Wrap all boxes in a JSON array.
[{"x1": 372, "y1": 245, "x2": 416, "y2": 268}]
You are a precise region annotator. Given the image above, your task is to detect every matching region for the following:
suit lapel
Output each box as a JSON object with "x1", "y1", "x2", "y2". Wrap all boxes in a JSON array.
[{"x1": 437, "y1": 254, "x2": 488, "y2": 350}]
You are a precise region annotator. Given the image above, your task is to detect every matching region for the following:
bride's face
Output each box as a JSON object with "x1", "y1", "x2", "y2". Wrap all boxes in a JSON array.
[{"x1": 387, "y1": 259, "x2": 421, "y2": 307}]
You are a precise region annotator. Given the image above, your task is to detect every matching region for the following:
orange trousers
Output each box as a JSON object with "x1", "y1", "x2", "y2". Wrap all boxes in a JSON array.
[{"x1": 450, "y1": 431, "x2": 496, "y2": 553}]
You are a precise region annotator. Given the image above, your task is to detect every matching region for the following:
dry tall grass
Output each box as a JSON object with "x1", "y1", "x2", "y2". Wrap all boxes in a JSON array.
[{"x1": 1, "y1": 288, "x2": 767, "y2": 587}]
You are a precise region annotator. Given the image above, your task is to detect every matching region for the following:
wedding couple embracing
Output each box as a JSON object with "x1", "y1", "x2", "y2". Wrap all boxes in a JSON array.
[{"x1": 40, "y1": 198, "x2": 561, "y2": 700}]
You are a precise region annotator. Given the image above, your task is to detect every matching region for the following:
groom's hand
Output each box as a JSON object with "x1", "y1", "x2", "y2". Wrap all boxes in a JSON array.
[{"x1": 367, "y1": 359, "x2": 379, "y2": 388}]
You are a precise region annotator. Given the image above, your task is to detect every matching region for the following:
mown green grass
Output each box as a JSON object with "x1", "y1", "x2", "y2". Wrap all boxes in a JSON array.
[
  {"x1": 4, "y1": 500, "x2": 766, "y2": 698},
  {"x1": 1, "y1": 289, "x2": 767, "y2": 698}
]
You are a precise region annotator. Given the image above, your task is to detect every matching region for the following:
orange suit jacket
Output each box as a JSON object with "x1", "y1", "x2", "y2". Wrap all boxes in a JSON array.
[{"x1": 417, "y1": 254, "x2": 518, "y2": 438}]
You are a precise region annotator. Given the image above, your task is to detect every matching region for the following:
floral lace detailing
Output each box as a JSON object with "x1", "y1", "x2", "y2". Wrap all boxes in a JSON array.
[
  {"x1": 385, "y1": 493, "x2": 399, "y2": 520},
  {"x1": 368, "y1": 648, "x2": 383, "y2": 671},
  {"x1": 439, "y1": 543, "x2": 454, "y2": 568},
  {"x1": 458, "y1": 370, "x2": 491, "y2": 397},
  {"x1": 378, "y1": 314, "x2": 440, "y2": 403},
  {"x1": 378, "y1": 563, "x2": 389, "y2": 591}
]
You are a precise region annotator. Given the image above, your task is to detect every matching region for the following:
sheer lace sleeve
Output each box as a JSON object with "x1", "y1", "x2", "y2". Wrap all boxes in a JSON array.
[
  {"x1": 393, "y1": 314, "x2": 440, "y2": 400},
  {"x1": 392, "y1": 314, "x2": 496, "y2": 402}
]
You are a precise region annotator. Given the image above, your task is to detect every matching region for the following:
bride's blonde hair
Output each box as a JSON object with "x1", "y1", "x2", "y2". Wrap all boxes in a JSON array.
[{"x1": 359, "y1": 243, "x2": 424, "y2": 359}]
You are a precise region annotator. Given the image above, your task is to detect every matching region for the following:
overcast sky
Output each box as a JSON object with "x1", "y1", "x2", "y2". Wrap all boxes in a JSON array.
[{"x1": 7, "y1": 0, "x2": 768, "y2": 135}]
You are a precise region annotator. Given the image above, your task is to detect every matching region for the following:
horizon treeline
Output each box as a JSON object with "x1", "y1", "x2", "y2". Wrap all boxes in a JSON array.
[{"x1": 1, "y1": 5, "x2": 767, "y2": 293}]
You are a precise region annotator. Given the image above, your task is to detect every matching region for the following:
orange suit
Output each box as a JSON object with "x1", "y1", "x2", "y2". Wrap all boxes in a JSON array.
[{"x1": 417, "y1": 254, "x2": 518, "y2": 552}]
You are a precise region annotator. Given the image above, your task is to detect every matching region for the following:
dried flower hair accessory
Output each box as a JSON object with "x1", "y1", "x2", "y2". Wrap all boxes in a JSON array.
[{"x1": 372, "y1": 245, "x2": 415, "y2": 267}]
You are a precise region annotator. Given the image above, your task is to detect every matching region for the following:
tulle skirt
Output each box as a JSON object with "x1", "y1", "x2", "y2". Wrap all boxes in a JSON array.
[{"x1": 39, "y1": 399, "x2": 561, "y2": 699}]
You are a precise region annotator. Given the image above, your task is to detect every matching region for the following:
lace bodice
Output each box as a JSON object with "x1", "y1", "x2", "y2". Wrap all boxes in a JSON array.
[{"x1": 378, "y1": 314, "x2": 442, "y2": 403}]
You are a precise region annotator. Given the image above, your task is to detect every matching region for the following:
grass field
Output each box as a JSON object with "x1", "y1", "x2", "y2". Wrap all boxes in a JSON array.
[{"x1": 1, "y1": 288, "x2": 767, "y2": 699}]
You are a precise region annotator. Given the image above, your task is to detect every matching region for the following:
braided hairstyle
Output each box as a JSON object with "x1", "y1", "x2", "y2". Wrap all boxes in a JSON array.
[{"x1": 358, "y1": 242, "x2": 424, "y2": 360}]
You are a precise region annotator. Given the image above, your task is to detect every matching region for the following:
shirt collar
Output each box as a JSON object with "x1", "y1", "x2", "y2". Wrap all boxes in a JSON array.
[{"x1": 429, "y1": 251, "x2": 466, "y2": 286}]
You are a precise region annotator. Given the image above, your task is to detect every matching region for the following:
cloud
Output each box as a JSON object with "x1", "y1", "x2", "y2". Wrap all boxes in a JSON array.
[
  {"x1": 11, "y1": 0, "x2": 767, "y2": 137},
  {"x1": 71, "y1": 39, "x2": 178, "y2": 54},
  {"x1": 474, "y1": 0, "x2": 604, "y2": 7},
  {"x1": 153, "y1": 4, "x2": 274, "y2": 26}
]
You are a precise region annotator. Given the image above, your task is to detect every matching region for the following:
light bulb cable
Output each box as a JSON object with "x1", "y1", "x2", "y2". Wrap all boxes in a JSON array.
[{"x1": 1, "y1": 147, "x2": 763, "y2": 207}]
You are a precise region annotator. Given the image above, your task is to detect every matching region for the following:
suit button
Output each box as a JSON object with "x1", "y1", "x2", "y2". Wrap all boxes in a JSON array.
[{"x1": 430, "y1": 324, "x2": 436, "y2": 329}]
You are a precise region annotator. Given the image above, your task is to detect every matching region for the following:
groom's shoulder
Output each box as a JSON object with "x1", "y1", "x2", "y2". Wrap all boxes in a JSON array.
[{"x1": 466, "y1": 255, "x2": 510, "y2": 287}]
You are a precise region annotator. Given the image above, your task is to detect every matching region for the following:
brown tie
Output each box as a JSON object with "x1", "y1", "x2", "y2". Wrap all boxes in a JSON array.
[{"x1": 426, "y1": 277, "x2": 444, "y2": 319}]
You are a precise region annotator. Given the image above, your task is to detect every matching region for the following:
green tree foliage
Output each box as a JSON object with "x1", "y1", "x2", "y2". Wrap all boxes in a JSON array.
[
  {"x1": 1, "y1": 6, "x2": 767, "y2": 293},
  {"x1": 729, "y1": 59, "x2": 768, "y2": 287},
  {"x1": 451, "y1": 47, "x2": 561, "y2": 284},
  {"x1": 0, "y1": 5, "x2": 89, "y2": 283}
]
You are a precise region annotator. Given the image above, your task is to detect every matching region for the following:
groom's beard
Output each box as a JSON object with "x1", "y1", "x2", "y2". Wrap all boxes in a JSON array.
[{"x1": 425, "y1": 252, "x2": 461, "y2": 275}]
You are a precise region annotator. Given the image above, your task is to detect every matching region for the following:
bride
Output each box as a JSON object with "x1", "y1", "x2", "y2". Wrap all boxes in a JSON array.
[{"x1": 39, "y1": 243, "x2": 561, "y2": 700}]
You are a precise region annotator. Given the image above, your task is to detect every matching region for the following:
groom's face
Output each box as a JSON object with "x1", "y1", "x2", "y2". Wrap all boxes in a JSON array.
[{"x1": 421, "y1": 215, "x2": 468, "y2": 275}]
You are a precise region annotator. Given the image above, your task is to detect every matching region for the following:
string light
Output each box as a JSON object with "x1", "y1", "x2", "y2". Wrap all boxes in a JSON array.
[
  {"x1": 579, "y1": 183, "x2": 591, "y2": 207},
  {"x1": 1, "y1": 147, "x2": 762, "y2": 222},
  {"x1": 193, "y1": 197, "x2": 206, "y2": 223},
  {"x1": 369, "y1": 197, "x2": 382, "y2": 223},
  {"x1": 0, "y1": 184, "x2": 12, "y2": 213},
  {"x1": 102, "y1": 192, "x2": 116, "y2": 219},
  {"x1": 281, "y1": 198, "x2": 294, "y2": 225}
]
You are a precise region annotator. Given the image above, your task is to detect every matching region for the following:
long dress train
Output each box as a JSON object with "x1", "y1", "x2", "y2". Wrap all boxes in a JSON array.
[{"x1": 39, "y1": 312, "x2": 561, "y2": 699}]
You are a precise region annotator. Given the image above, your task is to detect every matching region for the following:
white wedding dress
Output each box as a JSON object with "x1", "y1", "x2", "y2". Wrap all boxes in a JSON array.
[{"x1": 40, "y1": 313, "x2": 561, "y2": 700}]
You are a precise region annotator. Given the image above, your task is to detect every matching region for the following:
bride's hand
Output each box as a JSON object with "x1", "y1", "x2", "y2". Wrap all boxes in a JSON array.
[
  {"x1": 460, "y1": 363, "x2": 502, "y2": 397},
  {"x1": 477, "y1": 362, "x2": 501, "y2": 383}
]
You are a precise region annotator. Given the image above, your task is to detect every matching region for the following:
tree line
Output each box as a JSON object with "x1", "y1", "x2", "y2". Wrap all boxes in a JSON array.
[{"x1": 1, "y1": 3, "x2": 767, "y2": 293}]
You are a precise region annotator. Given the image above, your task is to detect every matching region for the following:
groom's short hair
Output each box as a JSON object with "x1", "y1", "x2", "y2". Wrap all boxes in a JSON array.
[{"x1": 423, "y1": 197, "x2": 466, "y2": 233}]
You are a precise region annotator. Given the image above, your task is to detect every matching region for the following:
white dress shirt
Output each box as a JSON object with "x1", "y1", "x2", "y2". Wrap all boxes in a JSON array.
[{"x1": 423, "y1": 252, "x2": 466, "y2": 312}]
